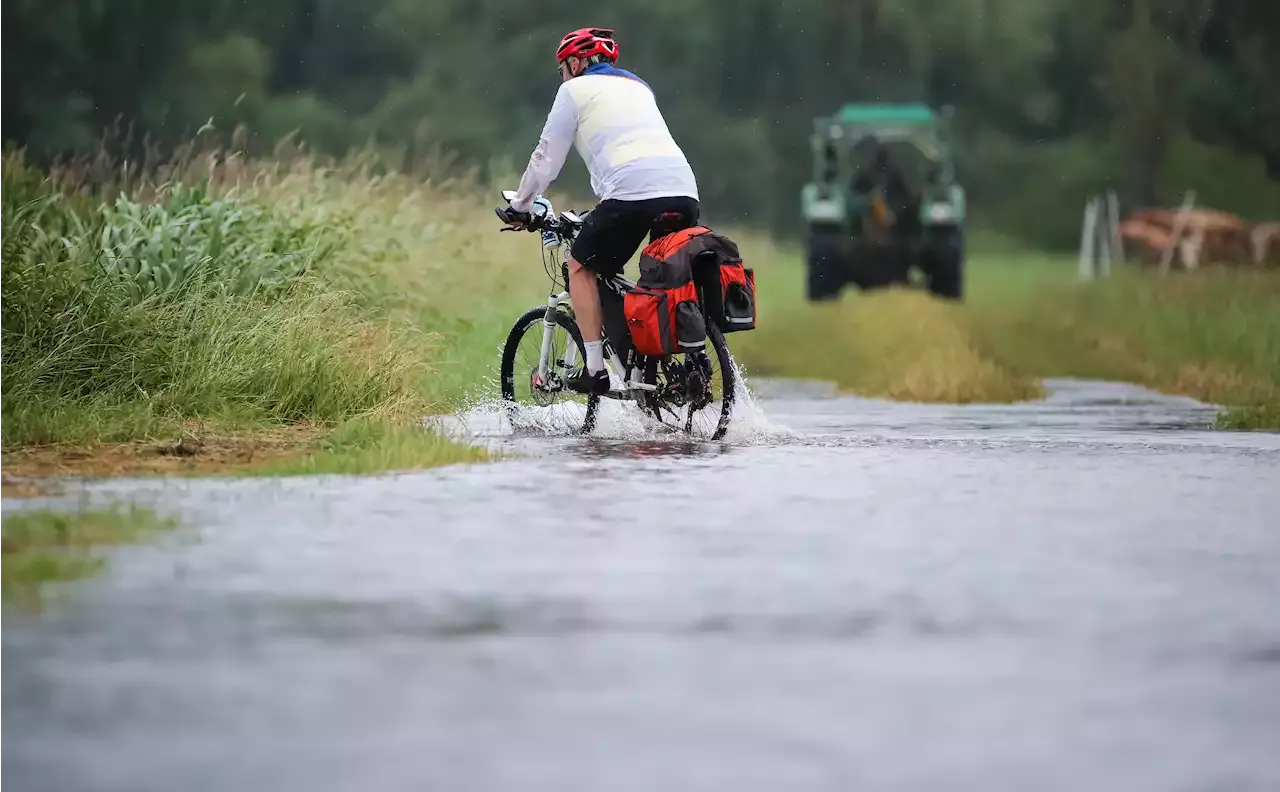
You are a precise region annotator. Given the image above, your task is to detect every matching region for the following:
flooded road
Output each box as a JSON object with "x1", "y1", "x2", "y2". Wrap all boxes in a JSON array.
[{"x1": 5, "y1": 378, "x2": 1280, "y2": 792}]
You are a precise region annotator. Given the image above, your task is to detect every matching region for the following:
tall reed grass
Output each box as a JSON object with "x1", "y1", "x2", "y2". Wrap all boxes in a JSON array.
[{"x1": 1, "y1": 137, "x2": 610, "y2": 453}]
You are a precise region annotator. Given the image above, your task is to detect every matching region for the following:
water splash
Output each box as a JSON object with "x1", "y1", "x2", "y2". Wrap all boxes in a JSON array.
[
  {"x1": 722, "y1": 359, "x2": 798, "y2": 443},
  {"x1": 429, "y1": 358, "x2": 794, "y2": 453}
]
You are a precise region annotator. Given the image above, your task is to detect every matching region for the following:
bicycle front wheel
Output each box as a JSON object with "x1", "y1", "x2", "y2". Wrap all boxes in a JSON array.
[{"x1": 500, "y1": 307, "x2": 600, "y2": 434}]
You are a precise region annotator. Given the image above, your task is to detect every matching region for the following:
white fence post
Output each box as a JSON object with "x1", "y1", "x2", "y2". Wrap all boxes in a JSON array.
[
  {"x1": 1098, "y1": 197, "x2": 1112, "y2": 277},
  {"x1": 1079, "y1": 196, "x2": 1100, "y2": 280},
  {"x1": 1158, "y1": 189, "x2": 1197, "y2": 274},
  {"x1": 1106, "y1": 189, "x2": 1122, "y2": 271}
]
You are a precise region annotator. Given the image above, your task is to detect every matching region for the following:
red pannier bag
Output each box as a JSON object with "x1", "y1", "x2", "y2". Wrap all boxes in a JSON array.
[
  {"x1": 624, "y1": 227, "x2": 710, "y2": 357},
  {"x1": 715, "y1": 257, "x2": 756, "y2": 332},
  {"x1": 665, "y1": 225, "x2": 756, "y2": 334}
]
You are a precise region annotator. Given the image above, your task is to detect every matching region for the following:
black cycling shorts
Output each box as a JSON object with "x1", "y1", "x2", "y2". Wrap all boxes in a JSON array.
[{"x1": 570, "y1": 195, "x2": 700, "y2": 276}]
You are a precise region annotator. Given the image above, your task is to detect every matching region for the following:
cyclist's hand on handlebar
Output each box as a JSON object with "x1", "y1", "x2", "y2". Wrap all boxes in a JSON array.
[{"x1": 495, "y1": 205, "x2": 533, "y2": 230}]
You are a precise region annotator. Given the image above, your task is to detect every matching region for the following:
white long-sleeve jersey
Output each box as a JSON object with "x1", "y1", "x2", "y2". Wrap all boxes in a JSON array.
[{"x1": 510, "y1": 64, "x2": 698, "y2": 213}]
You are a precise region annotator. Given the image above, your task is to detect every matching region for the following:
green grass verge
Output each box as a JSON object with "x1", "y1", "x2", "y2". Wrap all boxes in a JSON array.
[
  {"x1": 2, "y1": 504, "x2": 177, "y2": 605},
  {"x1": 970, "y1": 268, "x2": 1280, "y2": 409},
  {"x1": 1215, "y1": 404, "x2": 1280, "y2": 430}
]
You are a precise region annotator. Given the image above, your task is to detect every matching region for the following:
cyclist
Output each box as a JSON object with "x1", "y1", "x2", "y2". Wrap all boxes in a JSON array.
[{"x1": 497, "y1": 27, "x2": 700, "y2": 395}]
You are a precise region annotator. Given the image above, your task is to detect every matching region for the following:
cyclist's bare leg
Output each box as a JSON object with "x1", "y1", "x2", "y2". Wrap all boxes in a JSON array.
[{"x1": 567, "y1": 255, "x2": 603, "y2": 343}]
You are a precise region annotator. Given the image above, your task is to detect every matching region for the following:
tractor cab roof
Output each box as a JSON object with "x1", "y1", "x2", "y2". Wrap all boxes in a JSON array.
[
  {"x1": 835, "y1": 103, "x2": 938, "y2": 126},
  {"x1": 815, "y1": 103, "x2": 951, "y2": 161}
]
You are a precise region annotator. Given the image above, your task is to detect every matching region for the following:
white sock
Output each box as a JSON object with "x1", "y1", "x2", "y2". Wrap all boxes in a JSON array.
[{"x1": 584, "y1": 340, "x2": 605, "y2": 374}]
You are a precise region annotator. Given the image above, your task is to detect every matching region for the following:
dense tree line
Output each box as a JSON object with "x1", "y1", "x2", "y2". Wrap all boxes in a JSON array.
[{"x1": 4, "y1": 0, "x2": 1278, "y2": 245}]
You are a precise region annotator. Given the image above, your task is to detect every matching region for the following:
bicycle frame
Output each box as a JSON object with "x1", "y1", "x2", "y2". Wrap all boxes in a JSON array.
[{"x1": 536, "y1": 251, "x2": 656, "y2": 398}]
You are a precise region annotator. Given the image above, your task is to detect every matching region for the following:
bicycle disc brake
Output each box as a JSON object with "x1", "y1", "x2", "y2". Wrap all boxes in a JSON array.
[
  {"x1": 530, "y1": 356, "x2": 572, "y2": 399},
  {"x1": 685, "y1": 353, "x2": 713, "y2": 410}
]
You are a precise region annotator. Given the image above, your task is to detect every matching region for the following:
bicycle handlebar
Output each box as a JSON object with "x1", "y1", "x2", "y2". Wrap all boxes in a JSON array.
[{"x1": 495, "y1": 205, "x2": 584, "y2": 241}]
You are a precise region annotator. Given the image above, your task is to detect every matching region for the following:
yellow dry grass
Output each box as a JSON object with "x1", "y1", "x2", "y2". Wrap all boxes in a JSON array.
[
  {"x1": 732, "y1": 251, "x2": 1041, "y2": 404},
  {"x1": 841, "y1": 290, "x2": 1042, "y2": 402}
]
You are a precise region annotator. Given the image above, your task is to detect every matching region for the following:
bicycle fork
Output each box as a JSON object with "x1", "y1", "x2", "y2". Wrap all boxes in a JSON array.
[{"x1": 537, "y1": 293, "x2": 572, "y2": 387}]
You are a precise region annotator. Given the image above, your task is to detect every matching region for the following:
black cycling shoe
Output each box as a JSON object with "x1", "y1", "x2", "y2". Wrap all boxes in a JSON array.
[{"x1": 565, "y1": 368, "x2": 611, "y2": 396}]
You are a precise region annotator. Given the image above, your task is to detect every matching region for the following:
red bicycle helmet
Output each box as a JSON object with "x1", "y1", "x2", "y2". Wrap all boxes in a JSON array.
[{"x1": 556, "y1": 27, "x2": 619, "y2": 64}]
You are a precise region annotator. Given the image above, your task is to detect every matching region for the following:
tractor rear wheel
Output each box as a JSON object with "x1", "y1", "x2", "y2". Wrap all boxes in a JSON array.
[
  {"x1": 806, "y1": 231, "x2": 845, "y2": 301},
  {"x1": 925, "y1": 227, "x2": 964, "y2": 300}
]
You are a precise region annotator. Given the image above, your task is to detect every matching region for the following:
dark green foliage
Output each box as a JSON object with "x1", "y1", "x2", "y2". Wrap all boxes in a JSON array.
[{"x1": 2, "y1": 0, "x2": 1278, "y2": 247}]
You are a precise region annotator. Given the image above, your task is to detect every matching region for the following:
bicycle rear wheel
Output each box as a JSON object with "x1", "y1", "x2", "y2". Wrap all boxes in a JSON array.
[
  {"x1": 500, "y1": 307, "x2": 600, "y2": 434},
  {"x1": 643, "y1": 323, "x2": 735, "y2": 440}
]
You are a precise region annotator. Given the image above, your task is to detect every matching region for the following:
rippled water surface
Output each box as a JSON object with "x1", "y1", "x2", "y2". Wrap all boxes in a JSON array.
[{"x1": 4, "y1": 378, "x2": 1279, "y2": 792}]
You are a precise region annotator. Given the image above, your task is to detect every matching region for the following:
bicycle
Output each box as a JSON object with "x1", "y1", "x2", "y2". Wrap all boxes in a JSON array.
[{"x1": 496, "y1": 191, "x2": 736, "y2": 440}]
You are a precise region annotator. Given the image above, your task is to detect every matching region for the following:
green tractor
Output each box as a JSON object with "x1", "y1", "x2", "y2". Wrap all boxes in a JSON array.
[{"x1": 800, "y1": 103, "x2": 966, "y2": 301}]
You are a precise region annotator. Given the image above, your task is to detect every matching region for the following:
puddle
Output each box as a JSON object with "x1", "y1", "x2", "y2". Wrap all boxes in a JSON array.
[{"x1": 4, "y1": 377, "x2": 1279, "y2": 792}]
